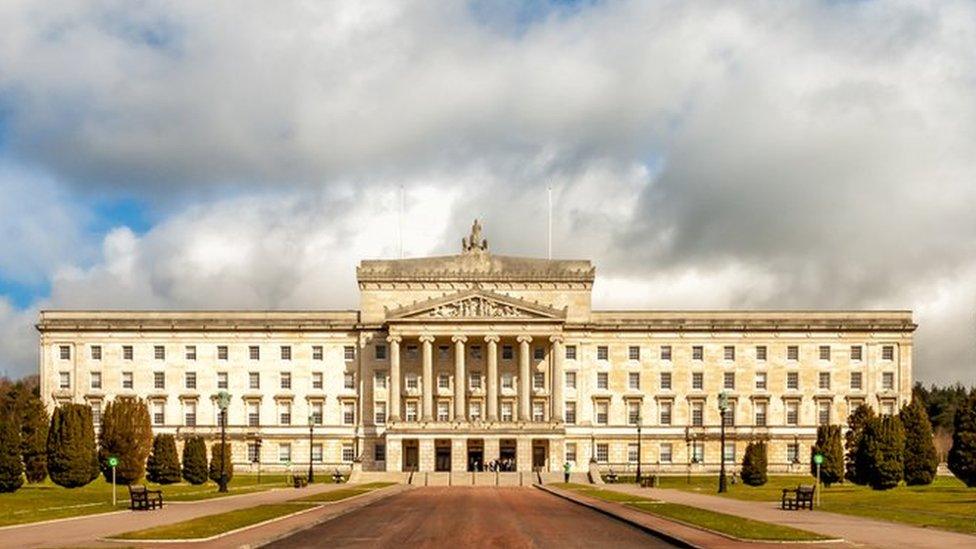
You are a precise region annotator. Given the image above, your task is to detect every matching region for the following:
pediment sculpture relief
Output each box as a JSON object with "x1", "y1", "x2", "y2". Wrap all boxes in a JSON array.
[{"x1": 423, "y1": 297, "x2": 533, "y2": 319}]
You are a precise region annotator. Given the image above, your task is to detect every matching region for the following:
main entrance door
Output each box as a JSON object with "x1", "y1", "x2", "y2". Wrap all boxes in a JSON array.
[
  {"x1": 467, "y1": 439, "x2": 484, "y2": 471},
  {"x1": 435, "y1": 439, "x2": 452, "y2": 472},
  {"x1": 532, "y1": 439, "x2": 548, "y2": 471},
  {"x1": 499, "y1": 439, "x2": 517, "y2": 471},
  {"x1": 403, "y1": 439, "x2": 419, "y2": 471}
]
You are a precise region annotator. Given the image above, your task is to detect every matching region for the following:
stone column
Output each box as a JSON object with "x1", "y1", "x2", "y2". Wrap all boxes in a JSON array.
[
  {"x1": 452, "y1": 335, "x2": 467, "y2": 421},
  {"x1": 452, "y1": 438, "x2": 467, "y2": 473},
  {"x1": 550, "y1": 335, "x2": 564, "y2": 423},
  {"x1": 419, "y1": 438, "x2": 435, "y2": 472},
  {"x1": 517, "y1": 335, "x2": 532, "y2": 422},
  {"x1": 387, "y1": 335, "x2": 402, "y2": 423},
  {"x1": 485, "y1": 335, "x2": 500, "y2": 422},
  {"x1": 420, "y1": 335, "x2": 435, "y2": 422},
  {"x1": 386, "y1": 437, "x2": 403, "y2": 472},
  {"x1": 516, "y1": 438, "x2": 532, "y2": 472}
]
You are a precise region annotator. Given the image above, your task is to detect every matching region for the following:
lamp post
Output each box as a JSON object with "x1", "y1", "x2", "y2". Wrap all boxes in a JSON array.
[
  {"x1": 718, "y1": 390, "x2": 729, "y2": 494},
  {"x1": 216, "y1": 390, "x2": 231, "y2": 493},
  {"x1": 253, "y1": 437, "x2": 262, "y2": 484},
  {"x1": 635, "y1": 406, "x2": 642, "y2": 485},
  {"x1": 307, "y1": 413, "x2": 315, "y2": 484}
]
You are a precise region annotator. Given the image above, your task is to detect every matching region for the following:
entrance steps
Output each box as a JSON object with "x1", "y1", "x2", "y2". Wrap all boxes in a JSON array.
[
  {"x1": 348, "y1": 471, "x2": 410, "y2": 484},
  {"x1": 473, "y1": 472, "x2": 495, "y2": 486},
  {"x1": 425, "y1": 472, "x2": 451, "y2": 486},
  {"x1": 356, "y1": 470, "x2": 596, "y2": 486}
]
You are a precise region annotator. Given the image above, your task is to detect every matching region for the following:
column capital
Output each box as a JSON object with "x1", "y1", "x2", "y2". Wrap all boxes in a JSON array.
[
  {"x1": 418, "y1": 335, "x2": 436, "y2": 344},
  {"x1": 386, "y1": 335, "x2": 402, "y2": 344},
  {"x1": 451, "y1": 335, "x2": 468, "y2": 344},
  {"x1": 548, "y1": 335, "x2": 565, "y2": 344},
  {"x1": 484, "y1": 335, "x2": 500, "y2": 344},
  {"x1": 516, "y1": 335, "x2": 533, "y2": 344}
]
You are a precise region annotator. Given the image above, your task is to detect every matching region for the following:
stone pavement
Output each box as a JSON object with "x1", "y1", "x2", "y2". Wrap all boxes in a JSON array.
[
  {"x1": 0, "y1": 482, "x2": 404, "y2": 548},
  {"x1": 596, "y1": 483, "x2": 976, "y2": 549}
]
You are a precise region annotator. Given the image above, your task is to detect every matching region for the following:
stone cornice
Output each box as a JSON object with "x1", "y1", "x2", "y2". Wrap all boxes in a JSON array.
[{"x1": 357, "y1": 253, "x2": 595, "y2": 284}]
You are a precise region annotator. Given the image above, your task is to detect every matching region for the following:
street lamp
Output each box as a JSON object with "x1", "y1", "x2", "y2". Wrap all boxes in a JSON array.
[
  {"x1": 307, "y1": 413, "x2": 315, "y2": 484},
  {"x1": 718, "y1": 390, "x2": 729, "y2": 494},
  {"x1": 216, "y1": 390, "x2": 231, "y2": 493},
  {"x1": 253, "y1": 437, "x2": 263, "y2": 484},
  {"x1": 635, "y1": 405, "x2": 642, "y2": 485}
]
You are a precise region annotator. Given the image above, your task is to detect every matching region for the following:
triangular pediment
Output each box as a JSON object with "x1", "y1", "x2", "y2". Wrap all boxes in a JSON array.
[{"x1": 386, "y1": 290, "x2": 566, "y2": 321}]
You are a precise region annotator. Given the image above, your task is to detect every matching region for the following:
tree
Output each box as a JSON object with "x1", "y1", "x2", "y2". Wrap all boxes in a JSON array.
[
  {"x1": 740, "y1": 441, "x2": 767, "y2": 486},
  {"x1": 209, "y1": 442, "x2": 234, "y2": 484},
  {"x1": 1, "y1": 383, "x2": 49, "y2": 483},
  {"x1": 845, "y1": 404, "x2": 875, "y2": 485},
  {"x1": 861, "y1": 415, "x2": 905, "y2": 490},
  {"x1": 98, "y1": 397, "x2": 153, "y2": 484},
  {"x1": 0, "y1": 413, "x2": 24, "y2": 492},
  {"x1": 900, "y1": 398, "x2": 938, "y2": 485},
  {"x1": 46, "y1": 404, "x2": 98, "y2": 488},
  {"x1": 181, "y1": 436, "x2": 208, "y2": 485},
  {"x1": 947, "y1": 391, "x2": 976, "y2": 487},
  {"x1": 146, "y1": 434, "x2": 181, "y2": 484},
  {"x1": 811, "y1": 425, "x2": 844, "y2": 486}
]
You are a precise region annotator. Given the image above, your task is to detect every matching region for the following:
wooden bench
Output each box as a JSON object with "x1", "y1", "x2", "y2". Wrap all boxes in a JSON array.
[
  {"x1": 639, "y1": 475, "x2": 657, "y2": 488},
  {"x1": 604, "y1": 471, "x2": 618, "y2": 483},
  {"x1": 128, "y1": 485, "x2": 163, "y2": 510},
  {"x1": 292, "y1": 475, "x2": 308, "y2": 488},
  {"x1": 781, "y1": 484, "x2": 815, "y2": 510},
  {"x1": 332, "y1": 470, "x2": 345, "y2": 484}
]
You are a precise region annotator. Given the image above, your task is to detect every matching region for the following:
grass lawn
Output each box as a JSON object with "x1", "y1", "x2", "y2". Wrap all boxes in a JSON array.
[
  {"x1": 661, "y1": 475, "x2": 976, "y2": 535},
  {"x1": 554, "y1": 483, "x2": 828, "y2": 542},
  {"x1": 0, "y1": 474, "x2": 289, "y2": 527},
  {"x1": 110, "y1": 503, "x2": 315, "y2": 540}
]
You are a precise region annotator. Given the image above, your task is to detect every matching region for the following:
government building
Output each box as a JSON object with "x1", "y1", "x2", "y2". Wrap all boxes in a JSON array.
[{"x1": 36, "y1": 221, "x2": 916, "y2": 476}]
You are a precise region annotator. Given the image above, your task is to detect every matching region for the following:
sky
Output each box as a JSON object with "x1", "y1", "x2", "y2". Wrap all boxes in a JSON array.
[{"x1": 0, "y1": 0, "x2": 974, "y2": 384}]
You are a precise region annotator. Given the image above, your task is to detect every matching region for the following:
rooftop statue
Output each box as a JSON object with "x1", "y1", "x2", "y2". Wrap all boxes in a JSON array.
[{"x1": 462, "y1": 219, "x2": 488, "y2": 253}]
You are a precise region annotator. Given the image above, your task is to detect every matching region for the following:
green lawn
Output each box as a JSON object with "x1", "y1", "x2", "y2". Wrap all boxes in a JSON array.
[
  {"x1": 0, "y1": 474, "x2": 289, "y2": 527},
  {"x1": 111, "y1": 503, "x2": 315, "y2": 540},
  {"x1": 661, "y1": 475, "x2": 976, "y2": 535},
  {"x1": 554, "y1": 483, "x2": 828, "y2": 542}
]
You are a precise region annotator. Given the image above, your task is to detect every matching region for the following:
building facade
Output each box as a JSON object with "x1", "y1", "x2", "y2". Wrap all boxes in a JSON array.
[{"x1": 37, "y1": 222, "x2": 916, "y2": 474}]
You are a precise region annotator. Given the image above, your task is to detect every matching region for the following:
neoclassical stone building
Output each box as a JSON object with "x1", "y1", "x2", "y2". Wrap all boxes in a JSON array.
[{"x1": 37, "y1": 222, "x2": 915, "y2": 474}]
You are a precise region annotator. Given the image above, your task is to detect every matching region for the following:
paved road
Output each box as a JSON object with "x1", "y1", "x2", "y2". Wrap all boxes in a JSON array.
[{"x1": 266, "y1": 487, "x2": 677, "y2": 548}]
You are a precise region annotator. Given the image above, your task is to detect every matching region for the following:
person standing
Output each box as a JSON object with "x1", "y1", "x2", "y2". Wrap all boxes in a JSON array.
[{"x1": 563, "y1": 461, "x2": 571, "y2": 483}]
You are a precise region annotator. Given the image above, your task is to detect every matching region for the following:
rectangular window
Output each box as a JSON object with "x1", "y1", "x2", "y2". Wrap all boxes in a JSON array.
[
  {"x1": 214, "y1": 372, "x2": 226, "y2": 390},
  {"x1": 755, "y1": 372, "x2": 767, "y2": 390},
  {"x1": 787, "y1": 345, "x2": 799, "y2": 361},
  {"x1": 786, "y1": 401, "x2": 799, "y2": 425},
  {"x1": 312, "y1": 345, "x2": 323, "y2": 360},
  {"x1": 565, "y1": 442, "x2": 577, "y2": 463},
  {"x1": 755, "y1": 401, "x2": 767, "y2": 426},
  {"x1": 344, "y1": 372, "x2": 356, "y2": 389},
  {"x1": 628, "y1": 372, "x2": 640, "y2": 390},
  {"x1": 818, "y1": 401, "x2": 830, "y2": 425},
  {"x1": 532, "y1": 372, "x2": 544, "y2": 390},
  {"x1": 819, "y1": 372, "x2": 831, "y2": 390},
  {"x1": 90, "y1": 345, "x2": 102, "y2": 360},
  {"x1": 660, "y1": 372, "x2": 672, "y2": 390},
  {"x1": 723, "y1": 442, "x2": 735, "y2": 463},
  {"x1": 502, "y1": 345, "x2": 513, "y2": 360},
  {"x1": 850, "y1": 372, "x2": 863, "y2": 390},
  {"x1": 249, "y1": 346, "x2": 260, "y2": 360},
  {"x1": 217, "y1": 345, "x2": 228, "y2": 360},
  {"x1": 278, "y1": 443, "x2": 291, "y2": 463},
  {"x1": 565, "y1": 345, "x2": 577, "y2": 360},
  {"x1": 185, "y1": 345, "x2": 197, "y2": 360},
  {"x1": 90, "y1": 372, "x2": 102, "y2": 390},
  {"x1": 596, "y1": 443, "x2": 609, "y2": 463},
  {"x1": 724, "y1": 345, "x2": 735, "y2": 361},
  {"x1": 501, "y1": 401, "x2": 513, "y2": 422},
  {"x1": 819, "y1": 345, "x2": 831, "y2": 361},
  {"x1": 724, "y1": 404, "x2": 735, "y2": 426},
  {"x1": 248, "y1": 402, "x2": 260, "y2": 426},
  {"x1": 533, "y1": 347, "x2": 545, "y2": 360},
  {"x1": 468, "y1": 371, "x2": 482, "y2": 390},
  {"x1": 373, "y1": 443, "x2": 385, "y2": 462},
  {"x1": 595, "y1": 401, "x2": 608, "y2": 425},
  {"x1": 342, "y1": 443, "x2": 355, "y2": 462},
  {"x1": 532, "y1": 401, "x2": 544, "y2": 422},
  {"x1": 122, "y1": 371, "x2": 133, "y2": 389},
  {"x1": 660, "y1": 401, "x2": 672, "y2": 425},
  {"x1": 787, "y1": 443, "x2": 800, "y2": 464},
  {"x1": 565, "y1": 371, "x2": 577, "y2": 389},
  {"x1": 154, "y1": 345, "x2": 165, "y2": 360},
  {"x1": 596, "y1": 372, "x2": 608, "y2": 390},
  {"x1": 375, "y1": 344, "x2": 387, "y2": 360},
  {"x1": 313, "y1": 444, "x2": 324, "y2": 463},
  {"x1": 280, "y1": 372, "x2": 292, "y2": 390},
  {"x1": 628, "y1": 346, "x2": 640, "y2": 360},
  {"x1": 374, "y1": 371, "x2": 387, "y2": 389},
  {"x1": 342, "y1": 402, "x2": 355, "y2": 425},
  {"x1": 470, "y1": 345, "x2": 481, "y2": 359},
  {"x1": 406, "y1": 373, "x2": 418, "y2": 390},
  {"x1": 184, "y1": 401, "x2": 196, "y2": 426},
  {"x1": 660, "y1": 345, "x2": 672, "y2": 361},
  {"x1": 154, "y1": 371, "x2": 165, "y2": 390},
  {"x1": 406, "y1": 401, "x2": 418, "y2": 422},
  {"x1": 437, "y1": 401, "x2": 450, "y2": 422},
  {"x1": 882, "y1": 345, "x2": 894, "y2": 361},
  {"x1": 344, "y1": 345, "x2": 356, "y2": 361},
  {"x1": 279, "y1": 402, "x2": 292, "y2": 425},
  {"x1": 692, "y1": 346, "x2": 703, "y2": 361},
  {"x1": 692, "y1": 442, "x2": 704, "y2": 463},
  {"x1": 756, "y1": 345, "x2": 767, "y2": 361},
  {"x1": 597, "y1": 346, "x2": 609, "y2": 361},
  {"x1": 469, "y1": 401, "x2": 483, "y2": 420},
  {"x1": 723, "y1": 372, "x2": 735, "y2": 390},
  {"x1": 692, "y1": 372, "x2": 703, "y2": 390},
  {"x1": 280, "y1": 346, "x2": 292, "y2": 360},
  {"x1": 247, "y1": 442, "x2": 260, "y2": 463},
  {"x1": 692, "y1": 401, "x2": 703, "y2": 427},
  {"x1": 660, "y1": 443, "x2": 673, "y2": 463},
  {"x1": 311, "y1": 401, "x2": 323, "y2": 425},
  {"x1": 185, "y1": 372, "x2": 196, "y2": 390},
  {"x1": 628, "y1": 443, "x2": 639, "y2": 463},
  {"x1": 882, "y1": 372, "x2": 895, "y2": 390},
  {"x1": 564, "y1": 401, "x2": 576, "y2": 424},
  {"x1": 882, "y1": 401, "x2": 895, "y2": 416},
  {"x1": 123, "y1": 345, "x2": 133, "y2": 360},
  {"x1": 437, "y1": 345, "x2": 449, "y2": 360},
  {"x1": 501, "y1": 373, "x2": 513, "y2": 389},
  {"x1": 850, "y1": 345, "x2": 863, "y2": 361},
  {"x1": 249, "y1": 372, "x2": 260, "y2": 389},
  {"x1": 627, "y1": 401, "x2": 640, "y2": 425},
  {"x1": 59, "y1": 345, "x2": 71, "y2": 360},
  {"x1": 312, "y1": 372, "x2": 323, "y2": 390},
  {"x1": 152, "y1": 401, "x2": 165, "y2": 425},
  {"x1": 787, "y1": 372, "x2": 799, "y2": 390},
  {"x1": 438, "y1": 373, "x2": 450, "y2": 390},
  {"x1": 374, "y1": 402, "x2": 386, "y2": 424}
]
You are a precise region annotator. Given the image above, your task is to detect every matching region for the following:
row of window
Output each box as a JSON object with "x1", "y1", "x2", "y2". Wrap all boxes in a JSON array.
[
  {"x1": 246, "y1": 442, "x2": 358, "y2": 464},
  {"x1": 59, "y1": 344, "x2": 358, "y2": 362},
  {"x1": 574, "y1": 441, "x2": 806, "y2": 464},
  {"x1": 67, "y1": 370, "x2": 358, "y2": 392}
]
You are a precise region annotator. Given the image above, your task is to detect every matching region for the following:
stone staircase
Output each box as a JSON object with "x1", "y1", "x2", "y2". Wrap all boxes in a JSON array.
[{"x1": 350, "y1": 470, "x2": 595, "y2": 487}]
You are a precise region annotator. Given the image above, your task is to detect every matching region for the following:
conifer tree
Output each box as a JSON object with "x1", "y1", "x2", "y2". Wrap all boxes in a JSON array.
[
  {"x1": 740, "y1": 441, "x2": 767, "y2": 486},
  {"x1": 146, "y1": 434, "x2": 181, "y2": 484},
  {"x1": 209, "y1": 442, "x2": 234, "y2": 484},
  {"x1": 810, "y1": 425, "x2": 844, "y2": 486},
  {"x1": 947, "y1": 391, "x2": 976, "y2": 487},
  {"x1": 845, "y1": 403, "x2": 875, "y2": 484},
  {"x1": 900, "y1": 398, "x2": 938, "y2": 485},
  {"x1": 0, "y1": 413, "x2": 24, "y2": 492},
  {"x1": 2, "y1": 384, "x2": 48, "y2": 483},
  {"x1": 98, "y1": 397, "x2": 153, "y2": 484},
  {"x1": 181, "y1": 436, "x2": 208, "y2": 485},
  {"x1": 862, "y1": 415, "x2": 905, "y2": 490},
  {"x1": 46, "y1": 404, "x2": 98, "y2": 488}
]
